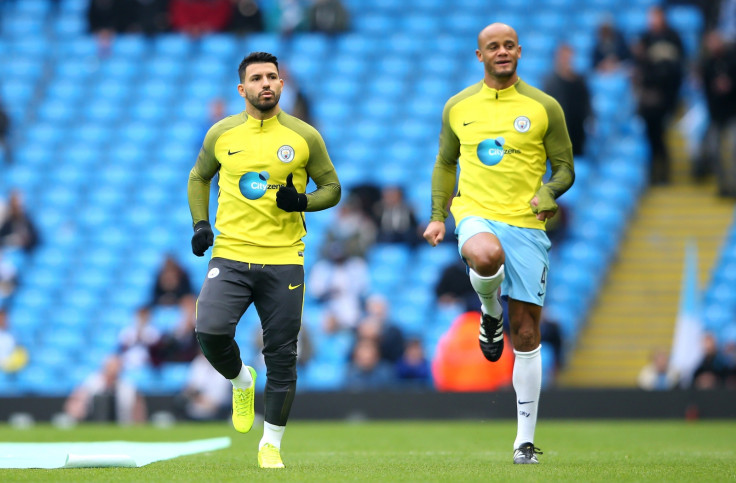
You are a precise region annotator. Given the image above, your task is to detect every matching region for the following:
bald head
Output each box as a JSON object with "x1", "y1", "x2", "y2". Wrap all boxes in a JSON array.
[
  {"x1": 477, "y1": 23, "x2": 518, "y2": 50},
  {"x1": 476, "y1": 23, "x2": 522, "y2": 89}
]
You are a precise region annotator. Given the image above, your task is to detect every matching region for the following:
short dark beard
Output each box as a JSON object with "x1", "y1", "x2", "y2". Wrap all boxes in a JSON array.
[{"x1": 246, "y1": 90, "x2": 280, "y2": 112}]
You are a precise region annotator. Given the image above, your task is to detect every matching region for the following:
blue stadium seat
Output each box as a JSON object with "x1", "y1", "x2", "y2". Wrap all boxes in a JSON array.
[
  {"x1": 312, "y1": 331, "x2": 354, "y2": 364},
  {"x1": 3, "y1": 14, "x2": 45, "y2": 38},
  {"x1": 130, "y1": 101, "x2": 168, "y2": 122},
  {"x1": 244, "y1": 34, "x2": 284, "y2": 58},
  {"x1": 54, "y1": 13, "x2": 86, "y2": 37},
  {"x1": 353, "y1": 14, "x2": 397, "y2": 36},
  {"x1": 200, "y1": 34, "x2": 239, "y2": 58},
  {"x1": 2, "y1": 80, "x2": 35, "y2": 107},
  {"x1": 99, "y1": 59, "x2": 141, "y2": 79},
  {"x1": 154, "y1": 34, "x2": 193, "y2": 57},
  {"x1": 155, "y1": 363, "x2": 191, "y2": 393},
  {"x1": 37, "y1": 100, "x2": 77, "y2": 123},
  {"x1": 119, "y1": 122, "x2": 156, "y2": 144},
  {"x1": 5, "y1": 58, "x2": 45, "y2": 81},
  {"x1": 335, "y1": 34, "x2": 375, "y2": 57},
  {"x1": 290, "y1": 34, "x2": 329, "y2": 59},
  {"x1": 11, "y1": 37, "x2": 48, "y2": 59},
  {"x1": 299, "y1": 361, "x2": 347, "y2": 391},
  {"x1": 55, "y1": 37, "x2": 98, "y2": 59},
  {"x1": 111, "y1": 34, "x2": 149, "y2": 58},
  {"x1": 146, "y1": 57, "x2": 186, "y2": 80},
  {"x1": 400, "y1": 15, "x2": 441, "y2": 35}
]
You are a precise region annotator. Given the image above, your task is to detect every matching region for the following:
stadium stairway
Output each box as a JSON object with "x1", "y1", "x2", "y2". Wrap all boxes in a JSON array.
[{"x1": 559, "y1": 120, "x2": 736, "y2": 387}]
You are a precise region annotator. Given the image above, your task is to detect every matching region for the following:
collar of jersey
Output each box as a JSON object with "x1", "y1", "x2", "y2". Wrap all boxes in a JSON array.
[
  {"x1": 481, "y1": 78, "x2": 521, "y2": 98},
  {"x1": 244, "y1": 111, "x2": 281, "y2": 128}
]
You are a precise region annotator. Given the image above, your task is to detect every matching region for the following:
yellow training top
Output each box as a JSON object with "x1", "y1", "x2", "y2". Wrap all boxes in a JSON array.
[
  {"x1": 431, "y1": 79, "x2": 574, "y2": 230},
  {"x1": 188, "y1": 111, "x2": 341, "y2": 265}
]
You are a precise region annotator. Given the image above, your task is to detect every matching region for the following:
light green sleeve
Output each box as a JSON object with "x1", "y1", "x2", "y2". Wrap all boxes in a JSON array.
[
  {"x1": 430, "y1": 100, "x2": 461, "y2": 222},
  {"x1": 187, "y1": 114, "x2": 244, "y2": 227},
  {"x1": 537, "y1": 98, "x2": 575, "y2": 213}
]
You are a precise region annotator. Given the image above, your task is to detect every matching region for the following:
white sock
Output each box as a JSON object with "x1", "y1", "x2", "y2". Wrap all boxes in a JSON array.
[
  {"x1": 469, "y1": 265, "x2": 504, "y2": 318},
  {"x1": 229, "y1": 363, "x2": 253, "y2": 390},
  {"x1": 513, "y1": 345, "x2": 542, "y2": 450},
  {"x1": 260, "y1": 422, "x2": 285, "y2": 450}
]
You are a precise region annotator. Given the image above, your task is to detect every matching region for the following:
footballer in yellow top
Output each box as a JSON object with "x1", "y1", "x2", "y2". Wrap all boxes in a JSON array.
[
  {"x1": 423, "y1": 23, "x2": 574, "y2": 465},
  {"x1": 187, "y1": 52, "x2": 340, "y2": 470}
]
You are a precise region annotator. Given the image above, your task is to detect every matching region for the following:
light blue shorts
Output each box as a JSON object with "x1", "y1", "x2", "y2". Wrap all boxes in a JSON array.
[{"x1": 456, "y1": 216, "x2": 551, "y2": 306}]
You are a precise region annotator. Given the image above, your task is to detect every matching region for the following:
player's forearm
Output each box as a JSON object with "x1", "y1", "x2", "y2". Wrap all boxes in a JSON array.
[
  {"x1": 306, "y1": 182, "x2": 341, "y2": 212},
  {"x1": 545, "y1": 155, "x2": 575, "y2": 199},
  {"x1": 430, "y1": 158, "x2": 457, "y2": 222},
  {"x1": 534, "y1": 154, "x2": 575, "y2": 213},
  {"x1": 188, "y1": 168, "x2": 212, "y2": 226}
]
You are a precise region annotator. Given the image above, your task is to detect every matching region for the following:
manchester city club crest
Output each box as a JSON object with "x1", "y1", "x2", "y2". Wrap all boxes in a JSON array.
[
  {"x1": 514, "y1": 116, "x2": 531, "y2": 133},
  {"x1": 277, "y1": 145, "x2": 295, "y2": 163}
]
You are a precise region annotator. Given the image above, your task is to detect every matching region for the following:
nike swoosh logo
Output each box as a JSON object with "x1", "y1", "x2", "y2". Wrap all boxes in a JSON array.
[
  {"x1": 228, "y1": 149, "x2": 243, "y2": 155},
  {"x1": 537, "y1": 291, "x2": 545, "y2": 297},
  {"x1": 518, "y1": 400, "x2": 534, "y2": 405},
  {"x1": 463, "y1": 121, "x2": 476, "y2": 126},
  {"x1": 288, "y1": 283, "x2": 302, "y2": 290}
]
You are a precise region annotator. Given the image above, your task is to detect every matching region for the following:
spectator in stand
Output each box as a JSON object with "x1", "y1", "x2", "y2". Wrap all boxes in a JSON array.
[
  {"x1": 632, "y1": 5, "x2": 685, "y2": 185},
  {"x1": 307, "y1": 0, "x2": 349, "y2": 35},
  {"x1": 174, "y1": 351, "x2": 232, "y2": 421},
  {"x1": 354, "y1": 294, "x2": 405, "y2": 364},
  {"x1": 117, "y1": 307, "x2": 161, "y2": 370},
  {"x1": 86, "y1": 0, "x2": 136, "y2": 56},
  {"x1": 692, "y1": 30, "x2": 736, "y2": 196},
  {"x1": 228, "y1": 0, "x2": 265, "y2": 34},
  {"x1": 431, "y1": 311, "x2": 513, "y2": 392},
  {"x1": 321, "y1": 194, "x2": 376, "y2": 259},
  {"x1": 718, "y1": 0, "x2": 736, "y2": 41},
  {"x1": 723, "y1": 338, "x2": 736, "y2": 388},
  {"x1": 87, "y1": 0, "x2": 137, "y2": 33},
  {"x1": 275, "y1": 0, "x2": 307, "y2": 36},
  {"x1": 308, "y1": 240, "x2": 370, "y2": 333},
  {"x1": 148, "y1": 254, "x2": 195, "y2": 308},
  {"x1": 637, "y1": 348, "x2": 680, "y2": 390},
  {"x1": 434, "y1": 258, "x2": 481, "y2": 313},
  {"x1": 0, "y1": 97, "x2": 11, "y2": 164},
  {"x1": 348, "y1": 183, "x2": 382, "y2": 225},
  {"x1": 0, "y1": 308, "x2": 28, "y2": 373},
  {"x1": 544, "y1": 44, "x2": 592, "y2": 158},
  {"x1": 129, "y1": 0, "x2": 170, "y2": 36},
  {"x1": 592, "y1": 17, "x2": 632, "y2": 73},
  {"x1": 0, "y1": 251, "x2": 18, "y2": 308},
  {"x1": 169, "y1": 0, "x2": 233, "y2": 37},
  {"x1": 540, "y1": 315, "x2": 564, "y2": 376},
  {"x1": 149, "y1": 296, "x2": 199, "y2": 366},
  {"x1": 64, "y1": 355, "x2": 147, "y2": 424},
  {"x1": 0, "y1": 190, "x2": 40, "y2": 254},
  {"x1": 395, "y1": 338, "x2": 431, "y2": 387},
  {"x1": 344, "y1": 337, "x2": 396, "y2": 390},
  {"x1": 374, "y1": 186, "x2": 421, "y2": 247},
  {"x1": 692, "y1": 332, "x2": 729, "y2": 389}
]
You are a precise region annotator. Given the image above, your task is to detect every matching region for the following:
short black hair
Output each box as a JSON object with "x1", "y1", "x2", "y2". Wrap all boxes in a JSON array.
[{"x1": 238, "y1": 52, "x2": 279, "y2": 82}]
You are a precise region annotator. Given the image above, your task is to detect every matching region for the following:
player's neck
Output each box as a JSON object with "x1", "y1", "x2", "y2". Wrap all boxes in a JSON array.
[
  {"x1": 484, "y1": 73, "x2": 518, "y2": 91},
  {"x1": 246, "y1": 104, "x2": 281, "y2": 121}
]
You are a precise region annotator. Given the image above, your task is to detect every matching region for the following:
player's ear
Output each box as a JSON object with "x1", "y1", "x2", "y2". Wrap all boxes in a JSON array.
[
  {"x1": 476, "y1": 49, "x2": 483, "y2": 62},
  {"x1": 517, "y1": 45, "x2": 522, "y2": 58},
  {"x1": 237, "y1": 83, "x2": 246, "y2": 98}
]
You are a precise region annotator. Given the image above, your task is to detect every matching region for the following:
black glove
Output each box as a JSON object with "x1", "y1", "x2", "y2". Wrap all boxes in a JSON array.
[
  {"x1": 191, "y1": 220, "x2": 214, "y2": 257},
  {"x1": 276, "y1": 173, "x2": 307, "y2": 212}
]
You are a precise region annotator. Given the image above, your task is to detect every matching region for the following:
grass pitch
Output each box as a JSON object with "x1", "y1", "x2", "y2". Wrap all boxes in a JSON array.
[{"x1": 0, "y1": 420, "x2": 734, "y2": 482}]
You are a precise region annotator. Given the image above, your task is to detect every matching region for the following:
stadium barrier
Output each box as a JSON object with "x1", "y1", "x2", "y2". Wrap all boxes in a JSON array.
[{"x1": 1, "y1": 389, "x2": 734, "y2": 422}]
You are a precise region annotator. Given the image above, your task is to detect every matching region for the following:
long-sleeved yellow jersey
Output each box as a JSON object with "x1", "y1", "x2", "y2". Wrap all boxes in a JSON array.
[{"x1": 188, "y1": 110, "x2": 340, "y2": 265}]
